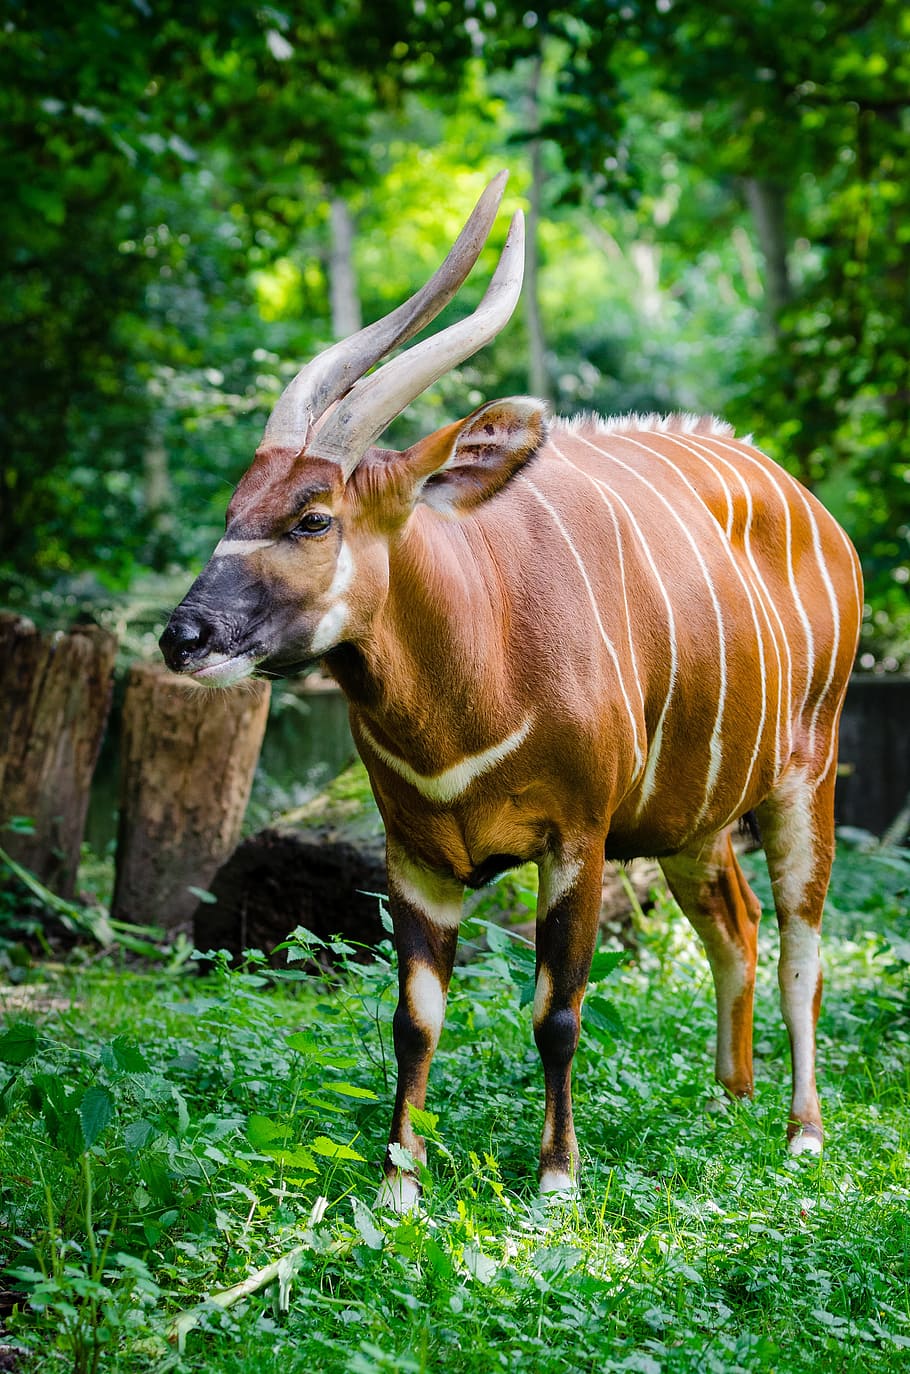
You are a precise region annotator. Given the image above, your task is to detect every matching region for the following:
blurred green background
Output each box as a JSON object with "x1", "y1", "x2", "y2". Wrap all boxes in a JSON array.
[{"x1": 2, "y1": 0, "x2": 908, "y2": 669}]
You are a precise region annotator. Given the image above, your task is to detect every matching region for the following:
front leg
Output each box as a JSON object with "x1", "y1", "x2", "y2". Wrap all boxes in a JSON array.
[
  {"x1": 533, "y1": 839, "x2": 604, "y2": 1194},
  {"x1": 377, "y1": 841, "x2": 463, "y2": 1211}
]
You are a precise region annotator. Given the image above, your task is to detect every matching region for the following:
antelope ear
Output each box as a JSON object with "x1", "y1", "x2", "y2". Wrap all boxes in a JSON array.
[{"x1": 404, "y1": 397, "x2": 549, "y2": 515}]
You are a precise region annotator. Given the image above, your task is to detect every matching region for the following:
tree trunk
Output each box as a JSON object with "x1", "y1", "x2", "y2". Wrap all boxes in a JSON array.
[
  {"x1": 142, "y1": 432, "x2": 174, "y2": 570},
  {"x1": 743, "y1": 178, "x2": 792, "y2": 330},
  {"x1": 0, "y1": 614, "x2": 117, "y2": 897},
  {"x1": 111, "y1": 663, "x2": 270, "y2": 931},
  {"x1": 328, "y1": 194, "x2": 361, "y2": 339},
  {"x1": 525, "y1": 57, "x2": 552, "y2": 403}
]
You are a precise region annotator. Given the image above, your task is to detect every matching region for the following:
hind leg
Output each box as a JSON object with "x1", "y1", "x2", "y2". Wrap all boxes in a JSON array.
[
  {"x1": 756, "y1": 765, "x2": 836, "y2": 1155},
  {"x1": 660, "y1": 829, "x2": 762, "y2": 1099}
]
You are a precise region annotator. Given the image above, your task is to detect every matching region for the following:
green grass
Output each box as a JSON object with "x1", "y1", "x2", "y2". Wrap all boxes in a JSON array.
[{"x1": 0, "y1": 842, "x2": 908, "y2": 1372}]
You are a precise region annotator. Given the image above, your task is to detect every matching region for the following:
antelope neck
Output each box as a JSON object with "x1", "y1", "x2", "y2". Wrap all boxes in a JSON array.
[{"x1": 338, "y1": 513, "x2": 518, "y2": 776}]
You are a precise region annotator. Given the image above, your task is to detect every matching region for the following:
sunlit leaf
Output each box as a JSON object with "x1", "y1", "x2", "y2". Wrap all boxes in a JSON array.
[{"x1": 310, "y1": 1136, "x2": 365, "y2": 1161}]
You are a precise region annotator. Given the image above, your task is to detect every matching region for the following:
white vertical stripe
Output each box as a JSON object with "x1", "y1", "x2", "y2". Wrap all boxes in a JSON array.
[
  {"x1": 803, "y1": 502, "x2": 842, "y2": 755},
  {"x1": 548, "y1": 438, "x2": 646, "y2": 720},
  {"x1": 522, "y1": 476, "x2": 644, "y2": 776},
  {"x1": 694, "y1": 435, "x2": 844, "y2": 760},
  {"x1": 571, "y1": 433, "x2": 736, "y2": 825},
  {"x1": 599, "y1": 431, "x2": 788, "y2": 822},
  {"x1": 549, "y1": 439, "x2": 678, "y2": 812},
  {"x1": 778, "y1": 914, "x2": 821, "y2": 1118},
  {"x1": 673, "y1": 434, "x2": 792, "y2": 774}
]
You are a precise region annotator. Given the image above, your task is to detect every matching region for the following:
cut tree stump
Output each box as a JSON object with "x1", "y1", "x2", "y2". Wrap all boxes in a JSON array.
[
  {"x1": 0, "y1": 614, "x2": 117, "y2": 897},
  {"x1": 111, "y1": 663, "x2": 270, "y2": 932}
]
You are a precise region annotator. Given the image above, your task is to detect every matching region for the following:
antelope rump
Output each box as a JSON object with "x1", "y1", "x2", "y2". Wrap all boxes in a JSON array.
[{"x1": 161, "y1": 173, "x2": 862, "y2": 1208}]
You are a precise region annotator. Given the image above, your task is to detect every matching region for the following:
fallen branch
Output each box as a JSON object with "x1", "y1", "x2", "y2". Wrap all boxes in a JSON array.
[
  {"x1": 167, "y1": 1198, "x2": 333, "y2": 1350},
  {"x1": 167, "y1": 1243, "x2": 307, "y2": 1350}
]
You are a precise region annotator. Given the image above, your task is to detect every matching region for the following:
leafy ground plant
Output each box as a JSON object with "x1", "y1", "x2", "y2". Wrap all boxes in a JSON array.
[{"x1": 0, "y1": 845, "x2": 908, "y2": 1372}]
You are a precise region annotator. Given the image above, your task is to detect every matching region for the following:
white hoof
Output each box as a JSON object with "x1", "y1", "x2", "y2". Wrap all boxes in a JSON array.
[
  {"x1": 788, "y1": 1127, "x2": 823, "y2": 1157},
  {"x1": 538, "y1": 1168, "x2": 578, "y2": 1197},
  {"x1": 375, "y1": 1171, "x2": 421, "y2": 1214}
]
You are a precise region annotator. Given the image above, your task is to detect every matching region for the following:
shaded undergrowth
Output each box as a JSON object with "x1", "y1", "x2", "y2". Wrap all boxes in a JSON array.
[{"x1": 0, "y1": 841, "x2": 908, "y2": 1372}]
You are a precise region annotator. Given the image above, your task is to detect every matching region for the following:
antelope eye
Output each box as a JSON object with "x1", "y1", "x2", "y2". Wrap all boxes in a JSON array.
[{"x1": 291, "y1": 511, "x2": 332, "y2": 537}]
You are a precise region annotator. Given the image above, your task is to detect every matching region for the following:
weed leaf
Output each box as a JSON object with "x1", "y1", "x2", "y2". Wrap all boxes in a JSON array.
[
  {"x1": 111, "y1": 1035, "x2": 151, "y2": 1073},
  {"x1": 351, "y1": 1198, "x2": 384, "y2": 1249},
  {"x1": 79, "y1": 1085, "x2": 114, "y2": 1148},
  {"x1": 124, "y1": 1119, "x2": 155, "y2": 1154},
  {"x1": 0, "y1": 1022, "x2": 38, "y2": 1065},
  {"x1": 325, "y1": 1082, "x2": 378, "y2": 1100},
  {"x1": 588, "y1": 949, "x2": 627, "y2": 982},
  {"x1": 264, "y1": 1145, "x2": 318, "y2": 1172},
  {"x1": 247, "y1": 1114, "x2": 291, "y2": 1147},
  {"x1": 387, "y1": 1142, "x2": 417, "y2": 1171},
  {"x1": 408, "y1": 1105, "x2": 440, "y2": 1138},
  {"x1": 463, "y1": 1243, "x2": 497, "y2": 1284},
  {"x1": 582, "y1": 995, "x2": 623, "y2": 1042},
  {"x1": 310, "y1": 1135, "x2": 366, "y2": 1161},
  {"x1": 187, "y1": 886, "x2": 217, "y2": 904}
]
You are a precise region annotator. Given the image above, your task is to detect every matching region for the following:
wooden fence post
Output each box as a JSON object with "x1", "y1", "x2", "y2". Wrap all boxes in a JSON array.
[
  {"x1": 111, "y1": 663, "x2": 271, "y2": 931},
  {"x1": 0, "y1": 614, "x2": 117, "y2": 898}
]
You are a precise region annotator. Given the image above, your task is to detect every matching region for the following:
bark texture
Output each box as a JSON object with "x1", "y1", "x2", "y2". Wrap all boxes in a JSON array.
[
  {"x1": 0, "y1": 614, "x2": 117, "y2": 897},
  {"x1": 111, "y1": 663, "x2": 270, "y2": 931}
]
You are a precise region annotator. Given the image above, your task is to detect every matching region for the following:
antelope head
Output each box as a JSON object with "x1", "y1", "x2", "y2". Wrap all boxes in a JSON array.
[{"x1": 160, "y1": 173, "x2": 541, "y2": 685}]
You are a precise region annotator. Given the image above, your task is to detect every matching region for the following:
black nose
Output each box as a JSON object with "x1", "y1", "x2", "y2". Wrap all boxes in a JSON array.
[{"x1": 159, "y1": 614, "x2": 212, "y2": 671}]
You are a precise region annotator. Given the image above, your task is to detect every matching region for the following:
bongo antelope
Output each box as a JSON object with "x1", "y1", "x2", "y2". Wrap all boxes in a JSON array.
[{"x1": 161, "y1": 173, "x2": 862, "y2": 1207}]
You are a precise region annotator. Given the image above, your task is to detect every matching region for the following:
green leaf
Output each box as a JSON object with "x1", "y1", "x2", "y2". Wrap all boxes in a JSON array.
[
  {"x1": 425, "y1": 1236, "x2": 454, "y2": 1280},
  {"x1": 79, "y1": 1086, "x2": 114, "y2": 1148},
  {"x1": 326, "y1": 1082, "x2": 378, "y2": 1100},
  {"x1": 124, "y1": 1119, "x2": 155, "y2": 1154},
  {"x1": 588, "y1": 949, "x2": 627, "y2": 983},
  {"x1": 264, "y1": 1146, "x2": 318, "y2": 1172},
  {"x1": 111, "y1": 1036, "x2": 150, "y2": 1073},
  {"x1": 519, "y1": 976, "x2": 536, "y2": 1009},
  {"x1": 187, "y1": 886, "x2": 217, "y2": 904},
  {"x1": 582, "y1": 995, "x2": 624, "y2": 1043},
  {"x1": 0, "y1": 1022, "x2": 38, "y2": 1065},
  {"x1": 300, "y1": 1092, "x2": 349, "y2": 1114},
  {"x1": 310, "y1": 1135, "x2": 366, "y2": 1162},
  {"x1": 463, "y1": 1243, "x2": 497, "y2": 1284},
  {"x1": 4, "y1": 816, "x2": 35, "y2": 835},
  {"x1": 171, "y1": 1087, "x2": 190, "y2": 1137},
  {"x1": 247, "y1": 1114, "x2": 291, "y2": 1148},
  {"x1": 408, "y1": 1104, "x2": 439, "y2": 1138},
  {"x1": 351, "y1": 1197, "x2": 384, "y2": 1249},
  {"x1": 387, "y1": 1142, "x2": 417, "y2": 1172}
]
